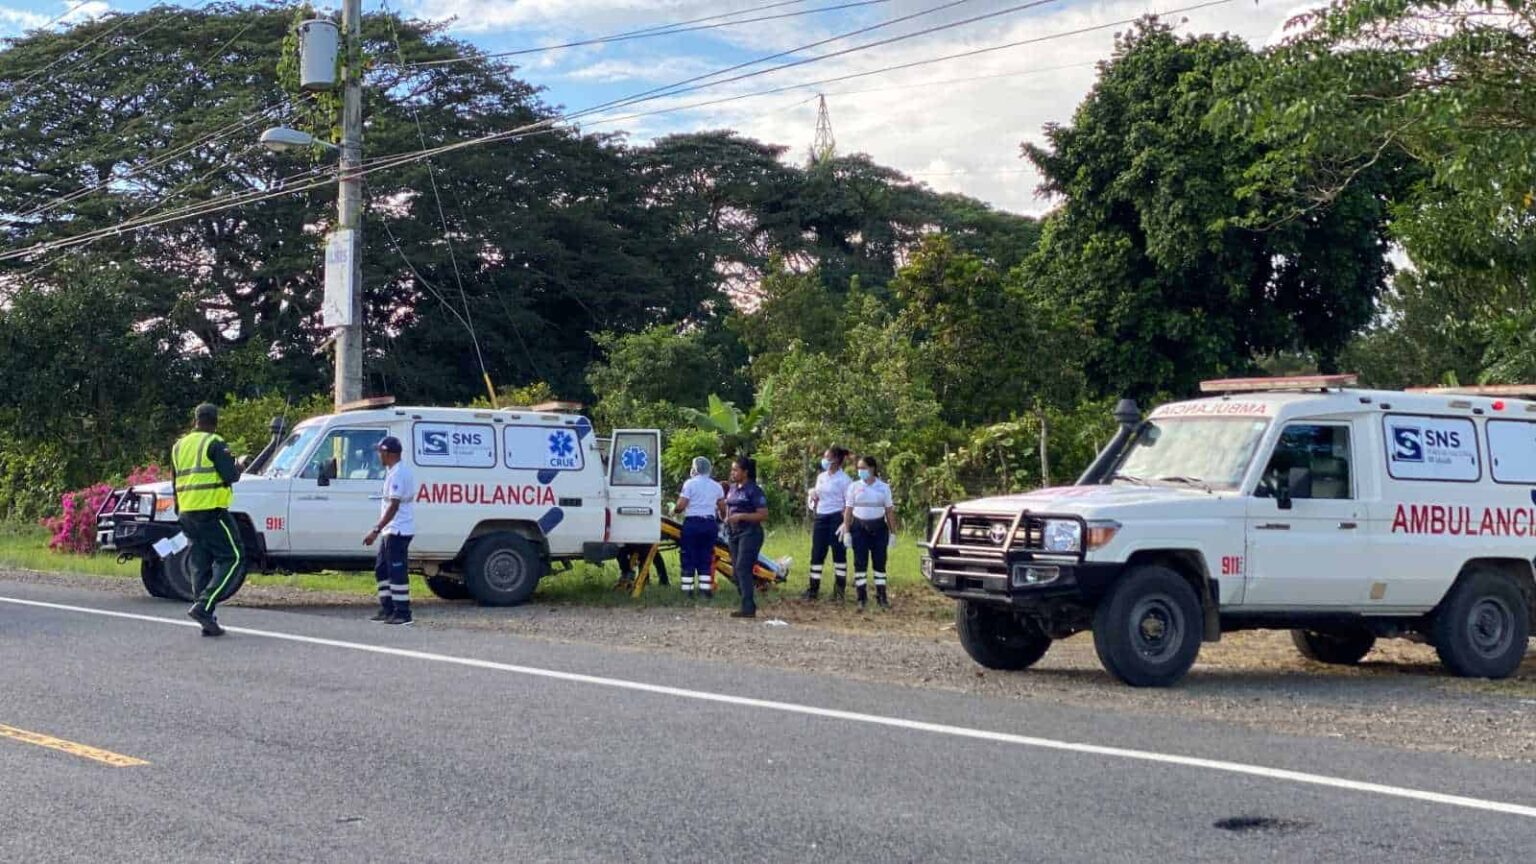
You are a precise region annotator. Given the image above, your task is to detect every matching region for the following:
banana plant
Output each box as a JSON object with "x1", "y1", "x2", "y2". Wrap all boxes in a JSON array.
[{"x1": 682, "y1": 380, "x2": 775, "y2": 457}]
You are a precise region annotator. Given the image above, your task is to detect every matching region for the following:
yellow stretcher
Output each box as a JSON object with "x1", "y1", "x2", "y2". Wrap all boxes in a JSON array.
[{"x1": 617, "y1": 516, "x2": 791, "y2": 598}]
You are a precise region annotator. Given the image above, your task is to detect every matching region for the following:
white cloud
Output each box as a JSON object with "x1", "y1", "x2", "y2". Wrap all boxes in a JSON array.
[
  {"x1": 556, "y1": 0, "x2": 1303, "y2": 215},
  {"x1": 0, "y1": 2, "x2": 111, "y2": 35},
  {"x1": 561, "y1": 56, "x2": 716, "y2": 83},
  {"x1": 403, "y1": 0, "x2": 711, "y2": 34}
]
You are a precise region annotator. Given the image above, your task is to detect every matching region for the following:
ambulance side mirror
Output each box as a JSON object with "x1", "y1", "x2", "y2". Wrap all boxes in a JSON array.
[
  {"x1": 317, "y1": 460, "x2": 335, "y2": 487},
  {"x1": 1276, "y1": 483, "x2": 1292, "y2": 511}
]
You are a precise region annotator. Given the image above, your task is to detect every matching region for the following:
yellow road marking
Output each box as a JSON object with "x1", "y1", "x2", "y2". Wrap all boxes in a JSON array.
[{"x1": 0, "y1": 724, "x2": 149, "y2": 767}]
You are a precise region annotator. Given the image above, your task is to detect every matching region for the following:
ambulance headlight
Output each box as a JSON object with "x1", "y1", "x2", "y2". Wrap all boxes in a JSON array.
[{"x1": 1042, "y1": 520, "x2": 1082, "y2": 554}]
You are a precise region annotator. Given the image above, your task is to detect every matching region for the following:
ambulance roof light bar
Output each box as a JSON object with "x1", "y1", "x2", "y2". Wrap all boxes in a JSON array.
[
  {"x1": 337, "y1": 396, "x2": 397, "y2": 413},
  {"x1": 1199, "y1": 374, "x2": 1359, "y2": 394},
  {"x1": 1405, "y1": 385, "x2": 1536, "y2": 399}
]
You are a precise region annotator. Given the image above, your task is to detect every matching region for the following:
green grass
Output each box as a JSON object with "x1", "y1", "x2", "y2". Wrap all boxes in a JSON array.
[{"x1": 1, "y1": 521, "x2": 939, "y2": 615}]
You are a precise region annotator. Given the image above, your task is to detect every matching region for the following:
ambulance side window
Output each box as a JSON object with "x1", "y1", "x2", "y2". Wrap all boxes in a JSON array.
[
  {"x1": 1257, "y1": 424, "x2": 1352, "y2": 501},
  {"x1": 301, "y1": 429, "x2": 387, "y2": 481}
]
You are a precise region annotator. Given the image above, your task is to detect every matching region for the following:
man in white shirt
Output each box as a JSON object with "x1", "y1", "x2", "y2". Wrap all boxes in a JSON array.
[{"x1": 364, "y1": 436, "x2": 416, "y2": 625}]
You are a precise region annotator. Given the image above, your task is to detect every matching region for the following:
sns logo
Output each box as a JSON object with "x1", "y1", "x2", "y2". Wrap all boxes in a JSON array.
[
  {"x1": 1392, "y1": 427, "x2": 1424, "y2": 463},
  {"x1": 422, "y1": 431, "x2": 450, "y2": 457},
  {"x1": 451, "y1": 432, "x2": 484, "y2": 446}
]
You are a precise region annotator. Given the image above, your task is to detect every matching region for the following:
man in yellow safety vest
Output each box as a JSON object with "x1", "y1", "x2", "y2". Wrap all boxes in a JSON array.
[{"x1": 171, "y1": 403, "x2": 243, "y2": 637}]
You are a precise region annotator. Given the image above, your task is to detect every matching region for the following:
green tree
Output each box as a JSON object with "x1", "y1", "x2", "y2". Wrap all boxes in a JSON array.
[
  {"x1": 1022, "y1": 21, "x2": 1397, "y2": 399},
  {"x1": 1224, "y1": 0, "x2": 1533, "y2": 385},
  {"x1": 585, "y1": 327, "x2": 747, "y2": 432}
]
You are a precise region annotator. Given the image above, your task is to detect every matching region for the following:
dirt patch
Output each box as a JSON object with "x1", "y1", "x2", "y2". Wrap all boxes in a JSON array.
[{"x1": 7, "y1": 567, "x2": 1534, "y2": 761}]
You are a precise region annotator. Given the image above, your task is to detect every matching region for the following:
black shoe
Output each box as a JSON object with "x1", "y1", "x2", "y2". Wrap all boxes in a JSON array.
[
  {"x1": 187, "y1": 605, "x2": 224, "y2": 637},
  {"x1": 731, "y1": 609, "x2": 756, "y2": 619},
  {"x1": 386, "y1": 612, "x2": 414, "y2": 626},
  {"x1": 800, "y1": 584, "x2": 821, "y2": 601},
  {"x1": 370, "y1": 608, "x2": 393, "y2": 622},
  {"x1": 857, "y1": 600, "x2": 868, "y2": 613},
  {"x1": 700, "y1": 589, "x2": 714, "y2": 601},
  {"x1": 876, "y1": 588, "x2": 890, "y2": 610},
  {"x1": 831, "y1": 585, "x2": 846, "y2": 603},
  {"x1": 683, "y1": 589, "x2": 695, "y2": 600}
]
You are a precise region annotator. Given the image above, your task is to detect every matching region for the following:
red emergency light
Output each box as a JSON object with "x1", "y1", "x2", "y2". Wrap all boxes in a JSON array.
[{"x1": 1198, "y1": 374, "x2": 1359, "y2": 394}]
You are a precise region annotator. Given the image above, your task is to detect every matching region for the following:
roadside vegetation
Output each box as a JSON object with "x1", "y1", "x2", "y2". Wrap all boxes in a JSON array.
[{"x1": 2, "y1": 3, "x2": 1532, "y2": 607}]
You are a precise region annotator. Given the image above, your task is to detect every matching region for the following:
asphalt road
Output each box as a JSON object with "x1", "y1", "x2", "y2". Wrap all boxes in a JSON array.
[{"x1": 1, "y1": 580, "x2": 1532, "y2": 863}]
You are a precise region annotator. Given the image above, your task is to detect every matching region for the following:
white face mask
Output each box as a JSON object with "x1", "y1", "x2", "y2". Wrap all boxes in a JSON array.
[
  {"x1": 858, "y1": 468, "x2": 872, "y2": 482},
  {"x1": 820, "y1": 458, "x2": 832, "y2": 471}
]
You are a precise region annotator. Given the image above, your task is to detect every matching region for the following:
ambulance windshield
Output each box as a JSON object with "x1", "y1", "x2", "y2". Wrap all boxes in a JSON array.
[
  {"x1": 264, "y1": 425, "x2": 322, "y2": 478},
  {"x1": 1115, "y1": 418, "x2": 1269, "y2": 491}
]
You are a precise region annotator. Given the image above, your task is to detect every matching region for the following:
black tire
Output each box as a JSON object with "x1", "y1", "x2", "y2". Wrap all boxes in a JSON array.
[
  {"x1": 1092, "y1": 565, "x2": 1205, "y2": 687},
  {"x1": 1291, "y1": 628, "x2": 1376, "y2": 665},
  {"x1": 424, "y1": 574, "x2": 472, "y2": 601},
  {"x1": 955, "y1": 600, "x2": 1052, "y2": 670},
  {"x1": 463, "y1": 533, "x2": 543, "y2": 607},
  {"x1": 139, "y1": 559, "x2": 175, "y2": 600},
  {"x1": 1431, "y1": 569, "x2": 1530, "y2": 679},
  {"x1": 159, "y1": 548, "x2": 248, "y2": 604}
]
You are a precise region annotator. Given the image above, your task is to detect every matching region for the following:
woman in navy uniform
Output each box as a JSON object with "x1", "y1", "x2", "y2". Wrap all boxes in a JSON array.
[{"x1": 722, "y1": 456, "x2": 769, "y2": 619}]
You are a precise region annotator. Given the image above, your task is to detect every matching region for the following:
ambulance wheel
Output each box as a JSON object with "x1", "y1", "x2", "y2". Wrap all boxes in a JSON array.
[
  {"x1": 464, "y1": 533, "x2": 542, "y2": 607},
  {"x1": 1431, "y1": 569, "x2": 1529, "y2": 679},
  {"x1": 1291, "y1": 628, "x2": 1376, "y2": 666},
  {"x1": 159, "y1": 548, "x2": 247, "y2": 604},
  {"x1": 139, "y1": 559, "x2": 176, "y2": 600},
  {"x1": 424, "y1": 574, "x2": 472, "y2": 601},
  {"x1": 1092, "y1": 566, "x2": 1204, "y2": 688},
  {"x1": 955, "y1": 600, "x2": 1051, "y2": 670}
]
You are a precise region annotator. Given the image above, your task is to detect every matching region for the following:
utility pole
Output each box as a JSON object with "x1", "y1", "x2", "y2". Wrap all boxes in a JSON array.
[{"x1": 334, "y1": 0, "x2": 365, "y2": 407}]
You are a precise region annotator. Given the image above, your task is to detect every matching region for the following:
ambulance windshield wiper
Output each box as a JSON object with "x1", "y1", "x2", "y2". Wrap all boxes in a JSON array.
[
  {"x1": 1158, "y1": 475, "x2": 1213, "y2": 492},
  {"x1": 1110, "y1": 472, "x2": 1150, "y2": 486}
]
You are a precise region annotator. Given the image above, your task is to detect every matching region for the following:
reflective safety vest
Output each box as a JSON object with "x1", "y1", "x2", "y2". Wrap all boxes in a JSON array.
[{"x1": 172, "y1": 431, "x2": 233, "y2": 512}]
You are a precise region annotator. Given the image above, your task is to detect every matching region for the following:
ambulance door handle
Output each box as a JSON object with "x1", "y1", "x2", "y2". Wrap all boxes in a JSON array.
[
  {"x1": 1255, "y1": 523, "x2": 1290, "y2": 531},
  {"x1": 1338, "y1": 522, "x2": 1358, "y2": 530},
  {"x1": 297, "y1": 495, "x2": 328, "y2": 502}
]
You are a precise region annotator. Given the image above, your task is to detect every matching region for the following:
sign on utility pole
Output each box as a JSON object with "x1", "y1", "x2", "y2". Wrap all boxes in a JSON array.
[{"x1": 333, "y1": 0, "x2": 365, "y2": 409}]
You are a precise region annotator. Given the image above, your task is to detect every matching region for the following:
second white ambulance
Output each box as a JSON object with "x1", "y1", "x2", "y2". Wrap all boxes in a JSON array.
[
  {"x1": 99, "y1": 399, "x2": 662, "y2": 607},
  {"x1": 922, "y1": 376, "x2": 1536, "y2": 686}
]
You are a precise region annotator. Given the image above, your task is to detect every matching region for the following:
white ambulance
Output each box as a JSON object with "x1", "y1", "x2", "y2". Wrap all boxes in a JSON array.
[
  {"x1": 921, "y1": 376, "x2": 1535, "y2": 687},
  {"x1": 98, "y1": 399, "x2": 662, "y2": 607}
]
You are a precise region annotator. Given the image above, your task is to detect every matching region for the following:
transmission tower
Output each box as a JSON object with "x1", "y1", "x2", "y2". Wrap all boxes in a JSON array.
[{"x1": 810, "y1": 94, "x2": 836, "y2": 166}]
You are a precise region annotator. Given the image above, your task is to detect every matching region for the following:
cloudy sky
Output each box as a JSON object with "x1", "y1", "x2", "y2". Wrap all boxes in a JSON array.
[{"x1": 2, "y1": 0, "x2": 1309, "y2": 215}]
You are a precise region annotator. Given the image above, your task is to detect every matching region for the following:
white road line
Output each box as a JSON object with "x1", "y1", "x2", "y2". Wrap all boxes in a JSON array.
[{"x1": 4, "y1": 594, "x2": 1535, "y2": 819}]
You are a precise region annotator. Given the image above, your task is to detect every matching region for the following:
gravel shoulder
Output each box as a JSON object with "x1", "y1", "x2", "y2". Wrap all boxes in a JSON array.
[{"x1": 7, "y1": 567, "x2": 1534, "y2": 763}]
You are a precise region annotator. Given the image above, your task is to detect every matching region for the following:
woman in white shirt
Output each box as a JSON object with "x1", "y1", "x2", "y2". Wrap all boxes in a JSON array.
[
  {"x1": 673, "y1": 456, "x2": 725, "y2": 599},
  {"x1": 803, "y1": 445, "x2": 852, "y2": 602},
  {"x1": 842, "y1": 454, "x2": 898, "y2": 611}
]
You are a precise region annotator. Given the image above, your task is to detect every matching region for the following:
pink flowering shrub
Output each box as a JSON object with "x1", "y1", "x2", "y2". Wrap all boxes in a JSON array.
[{"x1": 42, "y1": 465, "x2": 166, "y2": 555}]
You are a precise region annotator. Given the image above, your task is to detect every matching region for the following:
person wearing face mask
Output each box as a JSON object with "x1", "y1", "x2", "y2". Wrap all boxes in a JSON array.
[
  {"x1": 721, "y1": 455, "x2": 770, "y2": 619},
  {"x1": 803, "y1": 446, "x2": 852, "y2": 602},
  {"x1": 673, "y1": 456, "x2": 725, "y2": 599},
  {"x1": 842, "y1": 455, "x2": 898, "y2": 611}
]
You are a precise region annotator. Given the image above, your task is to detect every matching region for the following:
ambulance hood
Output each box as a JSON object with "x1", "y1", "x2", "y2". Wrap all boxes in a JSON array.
[{"x1": 954, "y1": 483, "x2": 1230, "y2": 518}]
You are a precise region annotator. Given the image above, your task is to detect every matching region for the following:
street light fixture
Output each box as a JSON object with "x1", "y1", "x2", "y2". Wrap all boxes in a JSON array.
[{"x1": 260, "y1": 126, "x2": 339, "y2": 153}]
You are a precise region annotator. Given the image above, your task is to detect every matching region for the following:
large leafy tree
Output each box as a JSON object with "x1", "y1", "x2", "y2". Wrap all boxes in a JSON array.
[
  {"x1": 1021, "y1": 21, "x2": 1399, "y2": 399},
  {"x1": 0, "y1": 3, "x2": 697, "y2": 405},
  {"x1": 1225, "y1": 0, "x2": 1534, "y2": 385}
]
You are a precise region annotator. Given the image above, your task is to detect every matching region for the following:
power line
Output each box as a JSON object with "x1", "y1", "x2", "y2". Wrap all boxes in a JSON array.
[
  {"x1": 577, "y1": 0, "x2": 1233, "y2": 128},
  {"x1": 535, "y1": 0, "x2": 988, "y2": 122},
  {"x1": 562, "y1": 0, "x2": 1062, "y2": 123},
  {"x1": 380, "y1": 0, "x2": 498, "y2": 397},
  {"x1": 24, "y1": 0, "x2": 99, "y2": 32},
  {"x1": 6, "y1": 0, "x2": 218, "y2": 107},
  {"x1": 1, "y1": 0, "x2": 1237, "y2": 263},
  {"x1": 401, "y1": 0, "x2": 895, "y2": 67},
  {"x1": 6, "y1": 100, "x2": 295, "y2": 222}
]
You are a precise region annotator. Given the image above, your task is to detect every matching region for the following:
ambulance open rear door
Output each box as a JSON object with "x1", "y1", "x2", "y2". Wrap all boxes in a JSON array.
[{"x1": 605, "y1": 430, "x2": 663, "y2": 545}]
